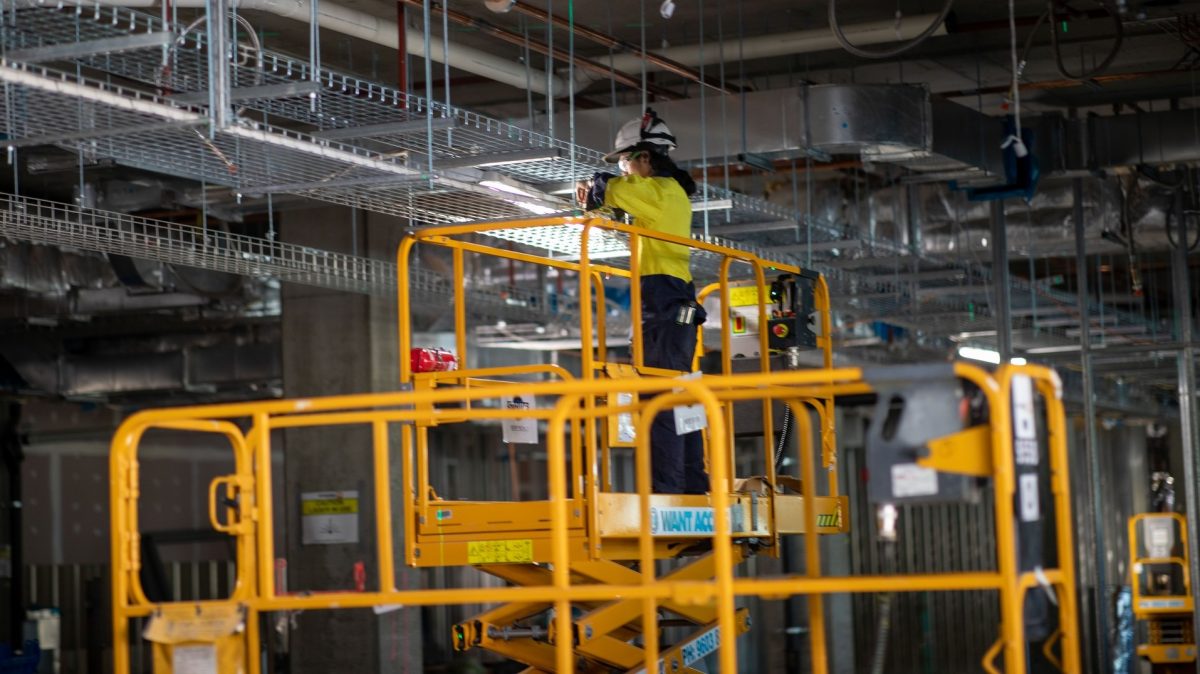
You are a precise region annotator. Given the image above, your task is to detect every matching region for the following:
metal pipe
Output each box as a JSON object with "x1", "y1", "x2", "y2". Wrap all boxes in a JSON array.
[
  {"x1": 395, "y1": 0, "x2": 406, "y2": 92},
  {"x1": 0, "y1": 404, "x2": 23, "y2": 650},
  {"x1": 991, "y1": 201, "x2": 1012, "y2": 360},
  {"x1": 1075, "y1": 177, "x2": 1109, "y2": 672},
  {"x1": 308, "y1": 0, "x2": 319, "y2": 113},
  {"x1": 204, "y1": 0, "x2": 230, "y2": 129},
  {"x1": 1169, "y1": 179, "x2": 1200, "y2": 672},
  {"x1": 421, "y1": 0, "x2": 433, "y2": 176}
]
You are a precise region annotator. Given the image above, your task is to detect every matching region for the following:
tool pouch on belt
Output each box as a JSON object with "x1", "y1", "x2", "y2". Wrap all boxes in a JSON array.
[{"x1": 674, "y1": 301, "x2": 707, "y2": 327}]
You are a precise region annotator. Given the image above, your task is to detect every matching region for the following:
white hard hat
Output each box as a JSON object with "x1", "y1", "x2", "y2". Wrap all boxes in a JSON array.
[{"x1": 602, "y1": 108, "x2": 678, "y2": 163}]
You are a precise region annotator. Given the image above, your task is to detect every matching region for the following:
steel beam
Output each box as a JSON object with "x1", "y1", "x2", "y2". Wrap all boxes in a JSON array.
[
  {"x1": 1169, "y1": 180, "x2": 1200, "y2": 674},
  {"x1": 205, "y1": 0, "x2": 231, "y2": 130},
  {"x1": 1075, "y1": 177, "x2": 1107, "y2": 673},
  {"x1": 4, "y1": 32, "x2": 173, "y2": 63}
]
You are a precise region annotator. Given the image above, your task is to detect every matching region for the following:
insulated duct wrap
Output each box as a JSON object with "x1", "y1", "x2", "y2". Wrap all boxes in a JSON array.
[
  {"x1": 0, "y1": 241, "x2": 115, "y2": 295},
  {"x1": 861, "y1": 178, "x2": 1180, "y2": 258},
  {"x1": 545, "y1": 84, "x2": 1005, "y2": 182}
]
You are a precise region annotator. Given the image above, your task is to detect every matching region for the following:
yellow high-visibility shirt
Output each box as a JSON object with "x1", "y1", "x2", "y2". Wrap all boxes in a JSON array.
[{"x1": 604, "y1": 175, "x2": 693, "y2": 282}]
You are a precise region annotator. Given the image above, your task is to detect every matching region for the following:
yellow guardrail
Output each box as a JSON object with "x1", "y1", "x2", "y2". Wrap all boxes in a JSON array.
[
  {"x1": 111, "y1": 216, "x2": 1081, "y2": 673},
  {"x1": 110, "y1": 363, "x2": 1081, "y2": 674}
]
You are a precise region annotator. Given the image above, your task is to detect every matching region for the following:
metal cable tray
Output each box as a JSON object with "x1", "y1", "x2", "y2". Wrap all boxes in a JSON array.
[
  {"x1": 0, "y1": 191, "x2": 557, "y2": 319},
  {"x1": 1, "y1": 4, "x2": 808, "y2": 228}
]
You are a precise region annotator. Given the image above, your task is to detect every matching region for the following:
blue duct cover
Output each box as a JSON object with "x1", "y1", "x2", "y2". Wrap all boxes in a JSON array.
[
  {"x1": 954, "y1": 115, "x2": 1040, "y2": 202},
  {"x1": 1113, "y1": 586, "x2": 1133, "y2": 674}
]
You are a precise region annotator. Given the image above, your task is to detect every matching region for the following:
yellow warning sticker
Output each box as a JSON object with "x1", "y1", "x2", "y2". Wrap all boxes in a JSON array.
[
  {"x1": 301, "y1": 495, "x2": 359, "y2": 516},
  {"x1": 728, "y1": 285, "x2": 767, "y2": 307},
  {"x1": 467, "y1": 539, "x2": 534, "y2": 564}
]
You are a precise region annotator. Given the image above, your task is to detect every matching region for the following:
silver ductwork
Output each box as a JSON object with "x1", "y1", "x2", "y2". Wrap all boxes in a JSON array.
[
  {"x1": 1073, "y1": 108, "x2": 1200, "y2": 169},
  {"x1": 805, "y1": 85, "x2": 1005, "y2": 179},
  {"x1": 546, "y1": 84, "x2": 1006, "y2": 181},
  {"x1": 0, "y1": 241, "x2": 116, "y2": 295},
  {"x1": 2, "y1": 338, "x2": 280, "y2": 397}
]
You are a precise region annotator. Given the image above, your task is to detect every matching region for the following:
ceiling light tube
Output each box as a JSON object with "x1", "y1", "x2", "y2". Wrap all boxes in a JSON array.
[
  {"x1": 479, "y1": 172, "x2": 552, "y2": 200},
  {"x1": 690, "y1": 199, "x2": 733, "y2": 212},
  {"x1": 958, "y1": 346, "x2": 1001, "y2": 364},
  {"x1": 438, "y1": 148, "x2": 563, "y2": 170}
]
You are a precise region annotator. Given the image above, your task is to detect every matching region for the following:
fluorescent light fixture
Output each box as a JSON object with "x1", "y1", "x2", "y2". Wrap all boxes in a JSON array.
[
  {"x1": 954, "y1": 330, "x2": 998, "y2": 340},
  {"x1": 514, "y1": 201, "x2": 557, "y2": 215},
  {"x1": 481, "y1": 337, "x2": 629, "y2": 351},
  {"x1": 959, "y1": 347, "x2": 1028, "y2": 365},
  {"x1": 543, "y1": 182, "x2": 580, "y2": 195},
  {"x1": 479, "y1": 172, "x2": 562, "y2": 201},
  {"x1": 481, "y1": 179, "x2": 535, "y2": 197},
  {"x1": 690, "y1": 199, "x2": 733, "y2": 212},
  {"x1": 439, "y1": 148, "x2": 563, "y2": 170},
  {"x1": 475, "y1": 149, "x2": 562, "y2": 167},
  {"x1": 958, "y1": 346, "x2": 1001, "y2": 364},
  {"x1": 1025, "y1": 345, "x2": 1083, "y2": 354},
  {"x1": 478, "y1": 173, "x2": 564, "y2": 214}
]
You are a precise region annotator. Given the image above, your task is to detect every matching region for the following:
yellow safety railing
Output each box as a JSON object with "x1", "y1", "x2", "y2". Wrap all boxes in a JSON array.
[
  {"x1": 110, "y1": 364, "x2": 1080, "y2": 674},
  {"x1": 395, "y1": 215, "x2": 839, "y2": 561},
  {"x1": 110, "y1": 215, "x2": 1081, "y2": 674}
]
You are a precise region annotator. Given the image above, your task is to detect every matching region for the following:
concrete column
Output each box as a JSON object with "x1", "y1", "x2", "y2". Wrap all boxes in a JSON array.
[{"x1": 281, "y1": 205, "x2": 420, "y2": 674}]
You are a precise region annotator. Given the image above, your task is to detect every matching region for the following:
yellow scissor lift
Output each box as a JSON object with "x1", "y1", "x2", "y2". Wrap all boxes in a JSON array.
[
  {"x1": 1129, "y1": 513, "x2": 1196, "y2": 671},
  {"x1": 109, "y1": 215, "x2": 1083, "y2": 674}
]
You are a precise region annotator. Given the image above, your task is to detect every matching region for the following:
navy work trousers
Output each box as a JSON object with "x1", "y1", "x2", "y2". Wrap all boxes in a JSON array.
[{"x1": 641, "y1": 274, "x2": 709, "y2": 494}]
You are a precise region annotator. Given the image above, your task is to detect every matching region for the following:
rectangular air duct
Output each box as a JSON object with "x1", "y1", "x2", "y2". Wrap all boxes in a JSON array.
[{"x1": 543, "y1": 84, "x2": 1005, "y2": 181}]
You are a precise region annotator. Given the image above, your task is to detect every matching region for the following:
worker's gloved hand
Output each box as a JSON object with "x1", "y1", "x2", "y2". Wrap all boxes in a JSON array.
[{"x1": 580, "y1": 172, "x2": 616, "y2": 210}]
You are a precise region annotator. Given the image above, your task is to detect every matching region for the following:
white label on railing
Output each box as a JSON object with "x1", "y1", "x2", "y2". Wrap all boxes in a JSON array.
[
  {"x1": 617, "y1": 392, "x2": 637, "y2": 443},
  {"x1": 1012, "y1": 375, "x2": 1039, "y2": 466},
  {"x1": 173, "y1": 644, "x2": 217, "y2": 674},
  {"x1": 891, "y1": 463, "x2": 938, "y2": 498},
  {"x1": 501, "y1": 394, "x2": 538, "y2": 444},
  {"x1": 1019, "y1": 474, "x2": 1041, "y2": 522},
  {"x1": 301, "y1": 491, "x2": 359, "y2": 545},
  {"x1": 674, "y1": 371, "x2": 708, "y2": 435}
]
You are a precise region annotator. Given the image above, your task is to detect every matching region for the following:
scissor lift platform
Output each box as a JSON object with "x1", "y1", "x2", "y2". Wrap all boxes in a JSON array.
[
  {"x1": 108, "y1": 216, "x2": 1083, "y2": 674},
  {"x1": 412, "y1": 492, "x2": 847, "y2": 567}
]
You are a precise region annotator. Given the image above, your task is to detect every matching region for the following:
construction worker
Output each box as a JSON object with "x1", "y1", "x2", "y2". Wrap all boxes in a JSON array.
[{"x1": 578, "y1": 109, "x2": 708, "y2": 495}]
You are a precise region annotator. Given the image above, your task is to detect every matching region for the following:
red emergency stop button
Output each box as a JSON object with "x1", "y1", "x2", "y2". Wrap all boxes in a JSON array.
[{"x1": 772, "y1": 323, "x2": 789, "y2": 338}]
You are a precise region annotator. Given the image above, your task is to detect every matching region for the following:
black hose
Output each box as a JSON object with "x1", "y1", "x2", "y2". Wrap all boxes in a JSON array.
[
  {"x1": 773, "y1": 404, "x2": 792, "y2": 474},
  {"x1": 827, "y1": 0, "x2": 956, "y2": 60},
  {"x1": 868, "y1": 594, "x2": 893, "y2": 674},
  {"x1": 1166, "y1": 210, "x2": 1200, "y2": 252},
  {"x1": 869, "y1": 540, "x2": 898, "y2": 674},
  {"x1": 1161, "y1": 167, "x2": 1200, "y2": 252},
  {"x1": 1046, "y1": 0, "x2": 1124, "y2": 81}
]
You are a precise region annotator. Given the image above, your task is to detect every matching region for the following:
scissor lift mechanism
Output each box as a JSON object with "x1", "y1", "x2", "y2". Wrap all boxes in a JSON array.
[
  {"x1": 109, "y1": 216, "x2": 1083, "y2": 674},
  {"x1": 1130, "y1": 513, "x2": 1197, "y2": 671}
]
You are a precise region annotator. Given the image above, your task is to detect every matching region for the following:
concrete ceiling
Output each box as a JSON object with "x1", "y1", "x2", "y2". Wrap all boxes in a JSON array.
[{"x1": 223, "y1": 0, "x2": 1200, "y2": 118}]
